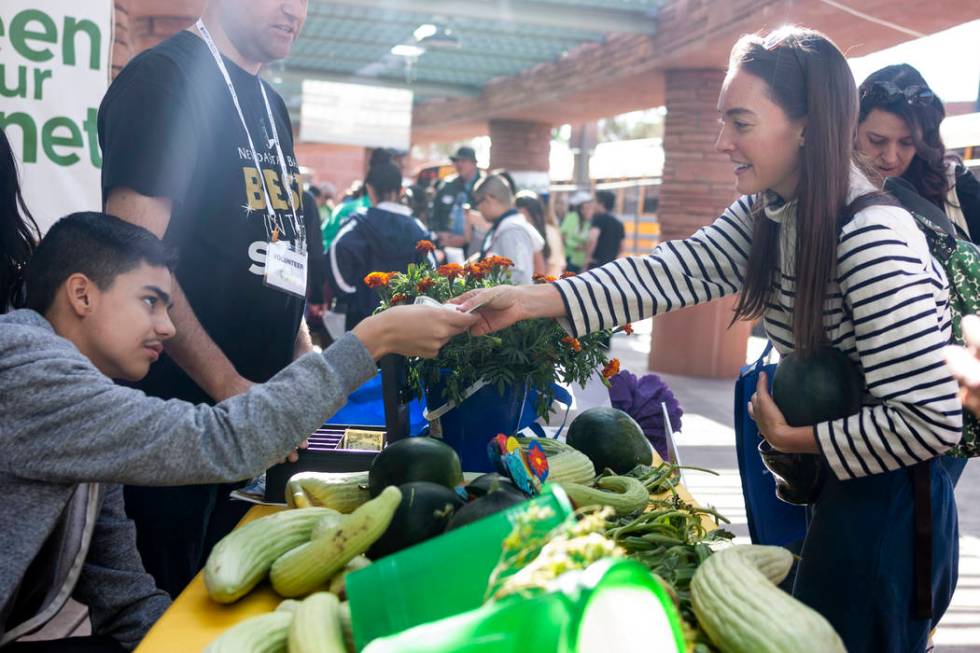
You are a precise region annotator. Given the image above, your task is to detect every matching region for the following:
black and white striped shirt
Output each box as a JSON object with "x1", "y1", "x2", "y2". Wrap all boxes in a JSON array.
[{"x1": 554, "y1": 175, "x2": 962, "y2": 481}]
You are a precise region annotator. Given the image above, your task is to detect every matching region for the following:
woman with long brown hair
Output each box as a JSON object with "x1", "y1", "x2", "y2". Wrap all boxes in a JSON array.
[{"x1": 457, "y1": 26, "x2": 960, "y2": 651}]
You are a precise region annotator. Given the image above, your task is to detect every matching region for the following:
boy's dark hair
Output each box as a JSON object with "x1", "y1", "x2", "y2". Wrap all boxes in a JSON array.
[
  {"x1": 365, "y1": 161, "x2": 403, "y2": 198},
  {"x1": 24, "y1": 212, "x2": 177, "y2": 314},
  {"x1": 595, "y1": 190, "x2": 616, "y2": 212}
]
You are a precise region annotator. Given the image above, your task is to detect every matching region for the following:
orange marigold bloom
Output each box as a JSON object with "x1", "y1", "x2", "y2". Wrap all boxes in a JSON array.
[
  {"x1": 466, "y1": 263, "x2": 486, "y2": 280},
  {"x1": 622, "y1": 323, "x2": 634, "y2": 335},
  {"x1": 416, "y1": 239, "x2": 436, "y2": 254},
  {"x1": 483, "y1": 255, "x2": 514, "y2": 268},
  {"x1": 561, "y1": 336, "x2": 582, "y2": 353},
  {"x1": 416, "y1": 277, "x2": 436, "y2": 293},
  {"x1": 364, "y1": 272, "x2": 391, "y2": 288},
  {"x1": 560, "y1": 271, "x2": 577, "y2": 279},
  {"x1": 390, "y1": 293, "x2": 408, "y2": 304},
  {"x1": 532, "y1": 273, "x2": 548, "y2": 283},
  {"x1": 437, "y1": 263, "x2": 464, "y2": 279},
  {"x1": 602, "y1": 358, "x2": 621, "y2": 380}
]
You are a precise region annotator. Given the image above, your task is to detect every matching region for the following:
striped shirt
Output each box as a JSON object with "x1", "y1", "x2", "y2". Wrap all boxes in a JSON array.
[{"x1": 554, "y1": 175, "x2": 962, "y2": 481}]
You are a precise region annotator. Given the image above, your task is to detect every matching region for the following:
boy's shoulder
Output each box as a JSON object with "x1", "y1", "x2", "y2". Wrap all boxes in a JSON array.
[{"x1": 0, "y1": 310, "x2": 97, "y2": 371}]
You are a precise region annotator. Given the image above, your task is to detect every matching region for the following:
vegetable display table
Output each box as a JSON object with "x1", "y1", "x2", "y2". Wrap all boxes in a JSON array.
[
  {"x1": 134, "y1": 505, "x2": 284, "y2": 653},
  {"x1": 134, "y1": 453, "x2": 713, "y2": 652}
]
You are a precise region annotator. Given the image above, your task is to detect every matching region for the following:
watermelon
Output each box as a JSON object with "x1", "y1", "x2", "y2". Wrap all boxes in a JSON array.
[
  {"x1": 771, "y1": 346, "x2": 863, "y2": 426},
  {"x1": 566, "y1": 407, "x2": 653, "y2": 474},
  {"x1": 368, "y1": 437, "x2": 463, "y2": 497}
]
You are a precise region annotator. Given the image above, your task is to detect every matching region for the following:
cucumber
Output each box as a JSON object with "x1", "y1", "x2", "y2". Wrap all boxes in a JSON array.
[{"x1": 204, "y1": 507, "x2": 340, "y2": 603}]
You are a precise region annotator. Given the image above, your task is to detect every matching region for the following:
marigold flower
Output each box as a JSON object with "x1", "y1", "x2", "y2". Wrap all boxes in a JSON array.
[
  {"x1": 437, "y1": 263, "x2": 464, "y2": 279},
  {"x1": 561, "y1": 336, "x2": 582, "y2": 353},
  {"x1": 601, "y1": 358, "x2": 621, "y2": 380},
  {"x1": 560, "y1": 271, "x2": 577, "y2": 279},
  {"x1": 416, "y1": 239, "x2": 436, "y2": 254},
  {"x1": 416, "y1": 277, "x2": 436, "y2": 293},
  {"x1": 483, "y1": 255, "x2": 514, "y2": 268},
  {"x1": 390, "y1": 293, "x2": 408, "y2": 304},
  {"x1": 466, "y1": 263, "x2": 486, "y2": 280},
  {"x1": 364, "y1": 272, "x2": 391, "y2": 288},
  {"x1": 532, "y1": 273, "x2": 548, "y2": 283},
  {"x1": 622, "y1": 323, "x2": 634, "y2": 335}
]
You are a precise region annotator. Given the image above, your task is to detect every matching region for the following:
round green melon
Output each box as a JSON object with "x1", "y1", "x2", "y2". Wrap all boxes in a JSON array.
[
  {"x1": 368, "y1": 437, "x2": 463, "y2": 497},
  {"x1": 566, "y1": 407, "x2": 653, "y2": 474},
  {"x1": 771, "y1": 346, "x2": 864, "y2": 427}
]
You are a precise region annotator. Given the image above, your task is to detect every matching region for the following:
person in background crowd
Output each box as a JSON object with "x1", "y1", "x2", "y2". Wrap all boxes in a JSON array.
[
  {"x1": 318, "y1": 182, "x2": 337, "y2": 216},
  {"x1": 946, "y1": 315, "x2": 980, "y2": 419},
  {"x1": 327, "y1": 161, "x2": 433, "y2": 330},
  {"x1": 560, "y1": 190, "x2": 594, "y2": 273},
  {"x1": 322, "y1": 148, "x2": 394, "y2": 252},
  {"x1": 0, "y1": 212, "x2": 475, "y2": 652},
  {"x1": 515, "y1": 190, "x2": 565, "y2": 277},
  {"x1": 474, "y1": 175, "x2": 543, "y2": 285},
  {"x1": 586, "y1": 189, "x2": 625, "y2": 269},
  {"x1": 857, "y1": 64, "x2": 980, "y2": 241},
  {"x1": 302, "y1": 187, "x2": 329, "y2": 346},
  {"x1": 431, "y1": 146, "x2": 485, "y2": 251},
  {"x1": 457, "y1": 27, "x2": 961, "y2": 652},
  {"x1": 98, "y1": 0, "x2": 317, "y2": 597},
  {"x1": 0, "y1": 129, "x2": 38, "y2": 311}
]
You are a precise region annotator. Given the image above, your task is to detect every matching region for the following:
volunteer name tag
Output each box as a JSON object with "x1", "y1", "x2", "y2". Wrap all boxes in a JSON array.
[{"x1": 264, "y1": 240, "x2": 308, "y2": 297}]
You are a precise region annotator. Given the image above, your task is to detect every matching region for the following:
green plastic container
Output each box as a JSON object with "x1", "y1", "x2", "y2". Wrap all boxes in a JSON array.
[
  {"x1": 360, "y1": 558, "x2": 686, "y2": 653},
  {"x1": 346, "y1": 485, "x2": 574, "y2": 650}
]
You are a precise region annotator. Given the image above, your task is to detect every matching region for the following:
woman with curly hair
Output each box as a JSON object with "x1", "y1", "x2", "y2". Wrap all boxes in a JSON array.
[{"x1": 857, "y1": 63, "x2": 980, "y2": 240}]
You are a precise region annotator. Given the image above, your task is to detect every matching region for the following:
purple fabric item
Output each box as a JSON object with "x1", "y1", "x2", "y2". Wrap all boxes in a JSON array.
[{"x1": 608, "y1": 370, "x2": 683, "y2": 461}]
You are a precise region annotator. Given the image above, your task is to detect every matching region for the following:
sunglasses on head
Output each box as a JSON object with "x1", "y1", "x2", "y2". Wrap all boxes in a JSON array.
[{"x1": 863, "y1": 81, "x2": 936, "y2": 108}]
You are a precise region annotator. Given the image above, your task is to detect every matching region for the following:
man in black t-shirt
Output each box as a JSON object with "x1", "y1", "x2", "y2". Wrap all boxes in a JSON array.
[
  {"x1": 586, "y1": 189, "x2": 626, "y2": 269},
  {"x1": 98, "y1": 0, "x2": 312, "y2": 596}
]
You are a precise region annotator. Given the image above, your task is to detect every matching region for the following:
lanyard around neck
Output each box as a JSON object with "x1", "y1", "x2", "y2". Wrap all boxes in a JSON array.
[{"x1": 195, "y1": 19, "x2": 304, "y2": 249}]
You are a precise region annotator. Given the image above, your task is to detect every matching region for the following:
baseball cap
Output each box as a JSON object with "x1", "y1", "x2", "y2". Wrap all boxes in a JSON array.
[
  {"x1": 569, "y1": 190, "x2": 594, "y2": 206},
  {"x1": 450, "y1": 146, "x2": 477, "y2": 162}
]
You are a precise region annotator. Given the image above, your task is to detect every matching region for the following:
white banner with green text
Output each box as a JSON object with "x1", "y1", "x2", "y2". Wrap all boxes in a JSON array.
[{"x1": 1, "y1": 1, "x2": 112, "y2": 233}]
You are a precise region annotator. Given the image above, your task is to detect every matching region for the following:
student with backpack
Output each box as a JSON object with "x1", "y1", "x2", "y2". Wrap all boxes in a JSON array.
[
  {"x1": 456, "y1": 26, "x2": 960, "y2": 651},
  {"x1": 327, "y1": 161, "x2": 434, "y2": 330}
]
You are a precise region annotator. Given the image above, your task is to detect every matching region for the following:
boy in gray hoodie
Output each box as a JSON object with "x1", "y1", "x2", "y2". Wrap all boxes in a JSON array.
[{"x1": 0, "y1": 212, "x2": 476, "y2": 651}]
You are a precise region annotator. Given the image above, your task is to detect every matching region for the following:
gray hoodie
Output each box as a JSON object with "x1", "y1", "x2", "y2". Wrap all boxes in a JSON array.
[{"x1": 0, "y1": 309, "x2": 376, "y2": 648}]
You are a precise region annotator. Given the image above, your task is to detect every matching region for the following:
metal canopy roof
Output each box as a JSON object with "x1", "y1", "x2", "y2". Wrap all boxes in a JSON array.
[{"x1": 266, "y1": 0, "x2": 662, "y2": 117}]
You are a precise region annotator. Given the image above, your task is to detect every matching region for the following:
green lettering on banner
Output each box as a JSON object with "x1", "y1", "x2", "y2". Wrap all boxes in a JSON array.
[
  {"x1": 63, "y1": 17, "x2": 101, "y2": 70},
  {"x1": 42, "y1": 116, "x2": 83, "y2": 166},
  {"x1": 83, "y1": 108, "x2": 101, "y2": 167},
  {"x1": 10, "y1": 9, "x2": 57, "y2": 64},
  {"x1": 0, "y1": 112, "x2": 38, "y2": 163},
  {"x1": 33, "y1": 68, "x2": 52, "y2": 100},
  {"x1": 0, "y1": 64, "x2": 27, "y2": 98}
]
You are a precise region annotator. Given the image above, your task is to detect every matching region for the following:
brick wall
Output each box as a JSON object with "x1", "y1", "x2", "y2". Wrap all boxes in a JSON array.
[
  {"x1": 657, "y1": 69, "x2": 736, "y2": 242},
  {"x1": 648, "y1": 68, "x2": 750, "y2": 378},
  {"x1": 113, "y1": 0, "x2": 201, "y2": 74},
  {"x1": 488, "y1": 120, "x2": 551, "y2": 173},
  {"x1": 293, "y1": 142, "x2": 367, "y2": 199}
]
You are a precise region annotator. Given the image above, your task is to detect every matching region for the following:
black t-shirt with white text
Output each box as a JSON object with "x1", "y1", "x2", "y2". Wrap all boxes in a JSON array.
[{"x1": 99, "y1": 31, "x2": 306, "y2": 404}]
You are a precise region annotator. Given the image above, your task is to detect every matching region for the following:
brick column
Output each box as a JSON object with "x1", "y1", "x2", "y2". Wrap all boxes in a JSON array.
[
  {"x1": 488, "y1": 119, "x2": 552, "y2": 193},
  {"x1": 648, "y1": 69, "x2": 751, "y2": 378},
  {"x1": 128, "y1": 0, "x2": 202, "y2": 56}
]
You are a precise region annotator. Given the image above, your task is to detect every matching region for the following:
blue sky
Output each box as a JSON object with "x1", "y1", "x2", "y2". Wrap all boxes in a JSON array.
[{"x1": 849, "y1": 19, "x2": 980, "y2": 103}]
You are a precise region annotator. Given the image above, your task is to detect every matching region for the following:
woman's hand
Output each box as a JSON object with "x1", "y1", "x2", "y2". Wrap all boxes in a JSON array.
[
  {"x1": 352, "y1": 305, "x2": 478, "y2": 359},
  {"x1": 944, "y1": 315, "x2": 980, "y2": 417},
  {"x1": 749, "y1": 371, "x2": 819, "y2": 454},
  {"x1": 452, "y1": 283, "x2": 566, "y2": 336}
]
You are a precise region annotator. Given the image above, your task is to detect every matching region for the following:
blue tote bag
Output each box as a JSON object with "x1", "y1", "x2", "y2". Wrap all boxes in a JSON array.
[{"x1": 734, "y1": 341, "x2": 807, "y2": 547}]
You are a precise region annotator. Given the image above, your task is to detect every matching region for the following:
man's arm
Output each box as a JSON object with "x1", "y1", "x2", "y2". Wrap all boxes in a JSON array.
[
  {"x1": 106, "y1": 188, "x2": 253, "y2": 401},
  {"x1": 294, "y1": 318, "x2": 315, "y2": 358},
  {"x1": 584, "y1": 226, "x2": 600, "y2": 268}
]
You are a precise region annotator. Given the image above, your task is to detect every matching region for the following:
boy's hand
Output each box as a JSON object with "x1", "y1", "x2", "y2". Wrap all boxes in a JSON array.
[{"x1": 353, "y1": 305, "x2": 478, "y2": 359}]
